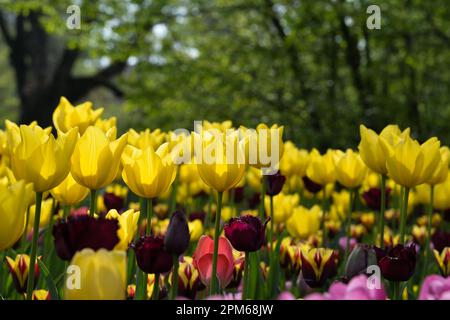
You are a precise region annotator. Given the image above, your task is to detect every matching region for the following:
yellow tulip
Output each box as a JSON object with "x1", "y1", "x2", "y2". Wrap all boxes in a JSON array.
[
  {"x1": 195, "y1": 132, "x2": 246, "y2": 192},
  {"x1": 203, "y1": 120, "x2": 233, "y2": 132},
  {"x1": 5, "y1": 254, "x2": 39, "y2": 294},
  {"x1": 264, "y1": 193, "x2": 299, "y2": 224},
  {"x1": 51, "y1": 173, "x2": 89, "y2": 206},
  {"x1": 359, "y1": 124, "x2": 409, "y2": 175},
  {"x1": 53, "y1": 96, "x2": 104, "y2": 134},
  {"x1": 128, "y1": 128, "x2": 166, "y2": 150},
  {"x1": 106, "y1": 209, "x2": 140, "y2": 251},
  {"x1": 71, "y1": 126, "x2": 128, "y2": 190},
  {"x1": 27, "y1": 198, "x2": 54, "y2": 233},
  {"x1": 240, "y1": 124, "x2": 284, "y2": 171},
  {"x1": 246, "y1": 166, "x2": 262, "y2": 192},
  {"x1": 280, "y1": 141, "x2": 310, "y2": 178},
  {"x1": 0, "y1": 180, "x2": 33, "y2": 250},
  {"x1": 7, "y1": 123, "x2": 78, "y2": 192},
  {"x1": 382, "y1": 136, "x2": 441, "y2": 188},
  {"x1": 286, "y1": 205, "x2": 322, "y2": 239},
  {"x1": 431, "y1": 174, "x2": 450, "y2": 210},
  {"x1": 95, "y1": 117, "x2": 117, "y2": 133},
  {"x1": 426, "y1": 147, "x2": 449, "y2": 186},
  {"x1": 220, "y1": 206, "x2": 237, "y2": 222},
  {"x1": 434, "y1": 248, "x2": 450, "y2": 277},
  {"x1": 65, "y1": 248, "x2": 126, "y2": 300},
  {"x1": 335, "y1": 149, "x2": 367, "y2": 189},
  {"x1": 122, "y1": 143, "x2": 176, "y2": 199},
  {"x1": 188, "y1": 219, "x2": 203, "y2": 242},
  {"x1": 305, "y1": 149, "x2": 336, "y2": 186}
]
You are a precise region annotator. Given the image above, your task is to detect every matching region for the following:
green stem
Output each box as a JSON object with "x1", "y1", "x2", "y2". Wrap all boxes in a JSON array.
[
  {"x1": 210, "y1": 191, "x2": 223, "y2": 295},
  {"x1": 135, "y1": 197, "x2": 153, "y2": 300},
  {"x1": 378, "y1": 175, "x2": 387, "y2": 248},
  {"x1": 205, "y1": 190, "x2": 213, "y2": 229},
  {"x1": 21, "y1": 206, "x2": 31, "y2": 245},
  {"x1": 392, "y1": 281, "x2": 400, "y2": 300},
  {"x1": 26, "y1": 192, "x2": 43, "y2": 300},
  {"x1": 269, "y1": 195, "x2": 274, "y2": 249},
  {"x1": 345, "y1": 189, "x2": 355, "y2": 262},
  {"x1": 422, "y1": 185, "x2": 434, "y2": 282},
  {"x1": 399, "y1": 187, "x2": 410, "y2": 244},
  {"x1": 243, "y1": 252, "x2": 250, "y2": 300},
  {"x1": 135, "y1": 269, "x2": 147, "y2": 300},
  {"x1": 169, "y1": 167, "x2": 180, "y2": 214},
  {"x1": 171, "y1": 255, "x2": 179, "y2": 299},
  {"x1": 259, "y1": 175, "x2": 266, "y2": 220},
  {"x1": 321, "y1": 188, "x2": 328, "y2": 247},
  {"x1": 89, "y1": 189, "x2": 97, "y2": 217},
  {"x1": 146, "y1": 198, "x2": 153, "y2": 235},
  {"x1": 152, "y1": 273, "x2": 160, "y2": 300},
  {"x1": 63, "y1": 205, "x2": 70, "y2": 219}
]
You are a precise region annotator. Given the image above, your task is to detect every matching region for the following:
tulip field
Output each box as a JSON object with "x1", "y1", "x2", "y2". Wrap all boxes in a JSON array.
[{"x1": 1, "y1": 96, "x2": 450, "y2": 302}]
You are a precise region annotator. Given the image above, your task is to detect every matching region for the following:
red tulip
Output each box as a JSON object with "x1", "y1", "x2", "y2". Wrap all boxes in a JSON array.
[{"x1": 192, "y1": 235, "x2": 234, "y2": 289}]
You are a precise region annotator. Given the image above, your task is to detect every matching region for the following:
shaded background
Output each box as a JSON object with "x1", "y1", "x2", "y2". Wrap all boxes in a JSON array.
[{"x1": 0, "y1": 0, "x2": 448, "y2": 149}]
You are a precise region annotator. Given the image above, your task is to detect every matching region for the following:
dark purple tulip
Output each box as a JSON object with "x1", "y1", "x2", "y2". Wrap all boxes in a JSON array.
[
  {"x1": 231, "y1": 187, "x2": 245, "y2": 203},
  {"x1": 378, "y1": 243, "x2": 416, "y2": 282},
  {"x1": 302, "y1": 176, "x2": 323, "y2": 194},
  {"x1": 53, "y1": 216, "x2": 120, "y2": 261},
  {"x1": 266, "y1": 171, "x2": 286, "y2": 196},
  {"x1": 432, "y1": 231, "x2": 450, "y2": 252},
  {"x1": 134, "y1": 236, "x2": 173, "y2": 274},
  {"x1": 164, "y1": 211, "x2": 190, "y2": 256},
  {"x1": 189, "y1": 211, "x2": 206, "y2": 223},
  {"x1": 103, "y1": 192, "x2": 125, "y2": 211},
  {"x1": 248, "y1": 192, "x2": 261, "y2": 209},
  {"x1": 362, "y1": 187, "x2": 391, "y2": 210},
  {"x1": 224, "y1": 215, "x2": 267, "y2": 252}
]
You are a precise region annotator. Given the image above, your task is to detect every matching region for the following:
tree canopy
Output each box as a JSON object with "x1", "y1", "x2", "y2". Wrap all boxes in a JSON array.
[{"x1": 0, "y1": 0, "x2": 448, "y2": 149}]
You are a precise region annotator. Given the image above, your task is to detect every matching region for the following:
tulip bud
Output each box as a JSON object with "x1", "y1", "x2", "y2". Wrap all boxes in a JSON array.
[
  {"x1": 265, "y1": 171, "x2": 286, "y2": 196},
  {"x1": 53, "y1": 215, "x2": 120, "y2": 261},
  {"x1": 302, "y1": 176, "x2": 323, "y2": 194},
  {"x1": 32, "y1": 290, "x2": 50, "y2": 300},
  {"x1": 432, "y1": 231, "x2": 450, "y2": 253},
  {"x1": 378, "y1": 243, "x2": 416, "y2": 282},
  {"x1": 362, "y1": 187, "x2": 391, "y2": 211},
  {"x1": 344, "y1": 244, "x2": 378, "y2": 280},
  {"x1": 224, "y1": 215, "x2": 267, "y2": 252},
  {"x1": 434, "y1": 247, "x2": 450, "y2": 277},
  {"x1": 127, "y1": 284, "x2": 136, "y2": 300},
  {"x1": 103, "y1": 192, "x2": 125, "y2": 212},
  {"x1": 133, "y1": 235, "x2": 173, "y2": 274},
  {"x1": 147, "y1": 274, "x2": 167, "y2": 299},
  {"x1": 169, "y1": 256, "x2": 202, "y2": 299},
  {"x1": 300, "y1": 248, "x2": 339, "y2": 288},
  {"x1": 165, "y1": 211, "x2": 190, "y2": 256},
  {"x1": 5, "y1": 254, "x2": 40, "y2": 294}
]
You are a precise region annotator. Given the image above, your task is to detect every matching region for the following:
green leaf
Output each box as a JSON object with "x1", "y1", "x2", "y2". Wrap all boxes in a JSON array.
[{"x1": 37, "y1": 259, "x2": 60, "y2": 300}]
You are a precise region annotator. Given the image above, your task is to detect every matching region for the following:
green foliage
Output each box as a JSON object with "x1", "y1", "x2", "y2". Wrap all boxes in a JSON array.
[{"x1": 0, "y1": 0, "x2": 449, "y2": 149}]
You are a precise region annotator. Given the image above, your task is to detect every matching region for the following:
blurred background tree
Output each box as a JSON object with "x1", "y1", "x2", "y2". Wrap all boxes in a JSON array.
[{"x1": 0, "y1": 0, "x2": 448, "y2": 149}]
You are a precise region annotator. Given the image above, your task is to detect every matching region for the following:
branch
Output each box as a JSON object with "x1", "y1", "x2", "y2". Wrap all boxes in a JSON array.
[
  {"x1": 0, "y1": 10, "x2": 14, "y2": 47},
  {"x1": 66, "y1": 61, "x2": 127, "y2": 100}
]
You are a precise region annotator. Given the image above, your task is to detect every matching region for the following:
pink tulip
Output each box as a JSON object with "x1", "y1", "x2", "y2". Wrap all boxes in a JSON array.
[
  {"x1": 419, "y1": 275, "x2": 450, "y2": 300},
  {"x1": 304, "y1": 275, "x2": 387, "y2": 300},
  {"x1": 193, "y1": 235, "x2": 234, "y2": 289},
  {"x1": 277, "y1": 291, "x2": 295, "y2": 300}
]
